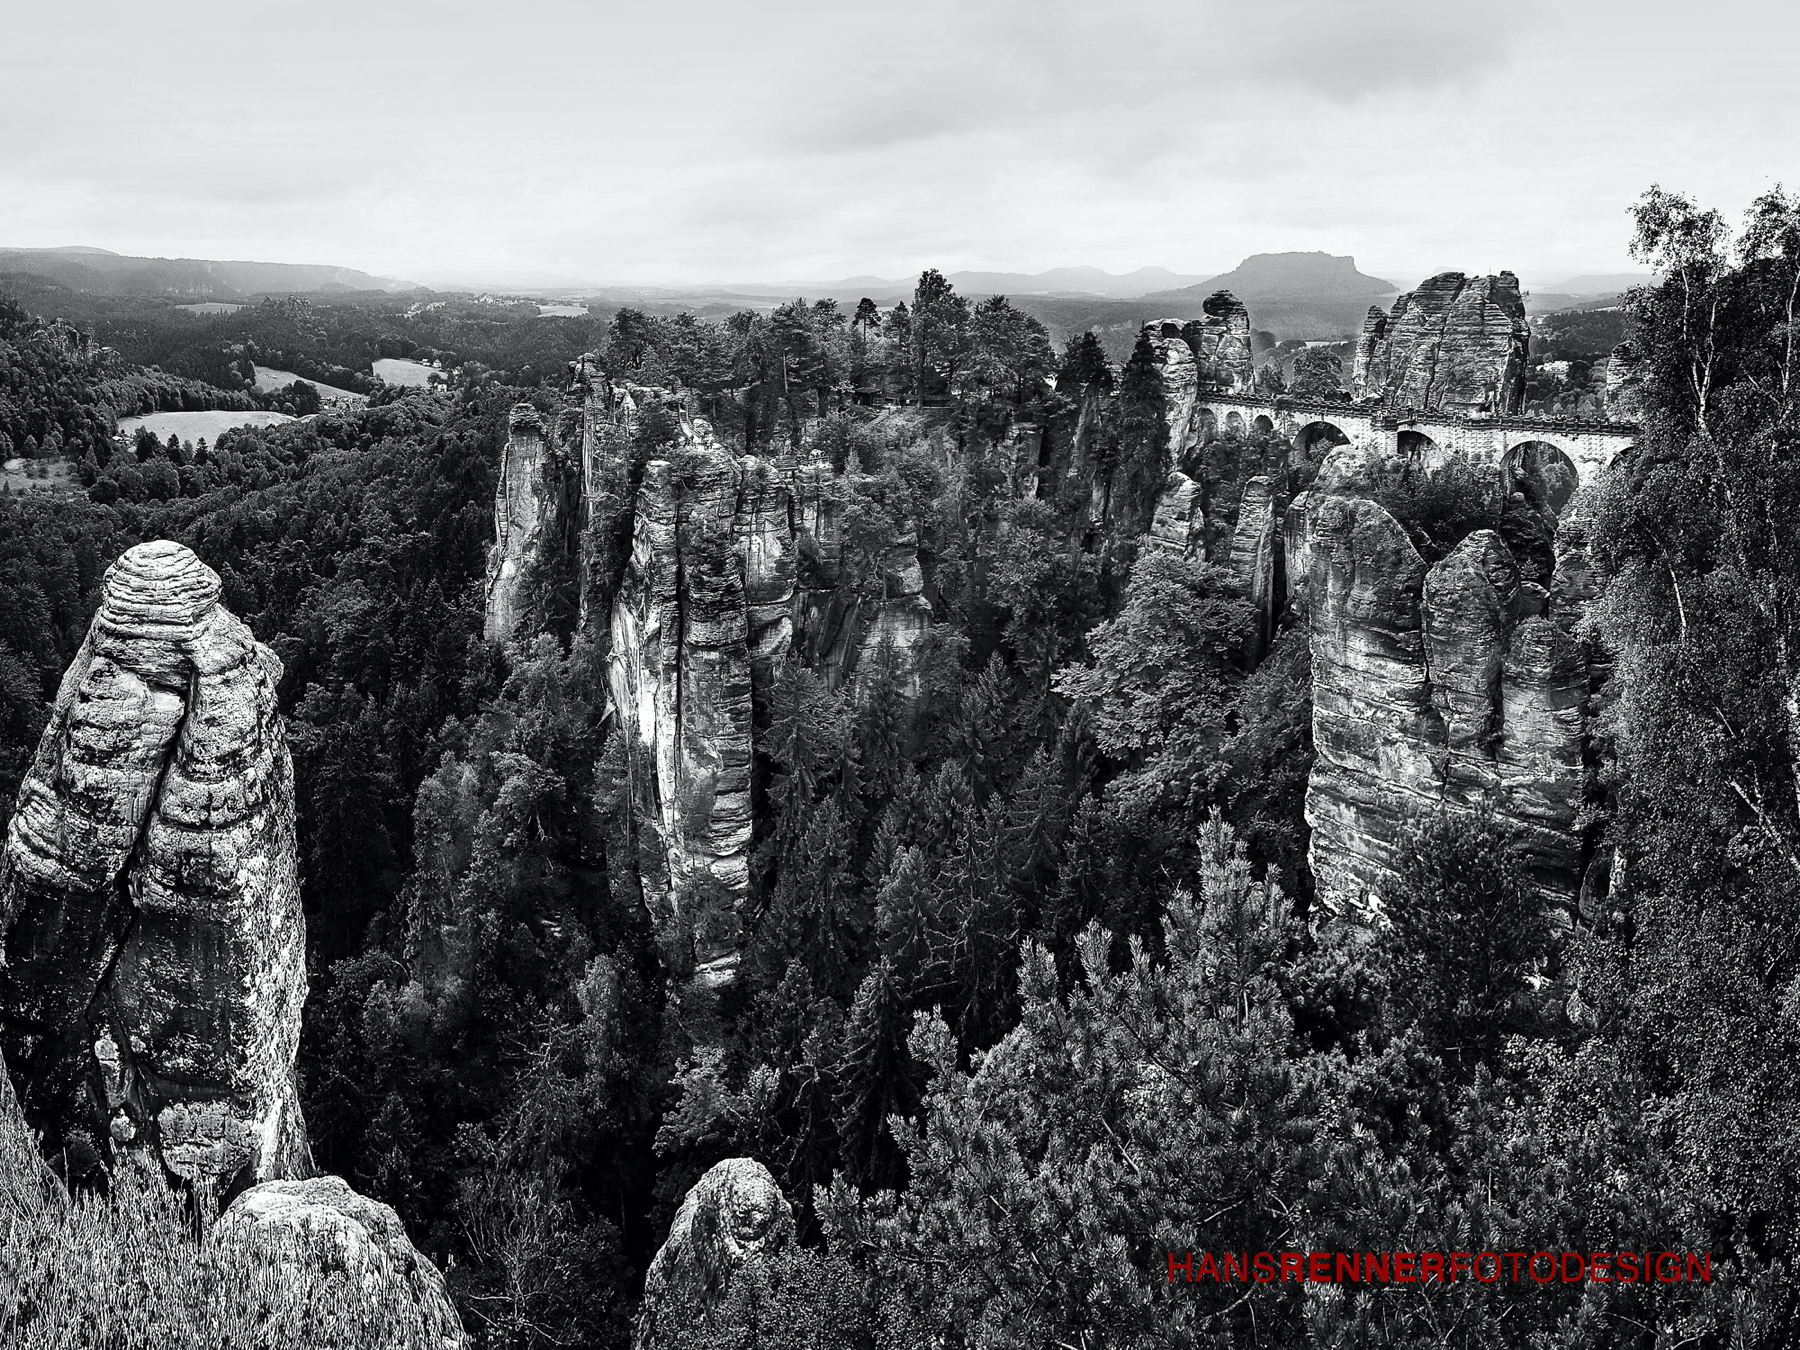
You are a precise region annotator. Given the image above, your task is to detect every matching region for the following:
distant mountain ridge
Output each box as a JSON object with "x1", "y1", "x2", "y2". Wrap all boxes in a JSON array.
[
  {"x1": 1130, "y1": 252, "x2": 1401, "y2": 340},
  {"x1": 0, "y1": 246, "x2": 419, "y2": 298},
  {"x1": 1538, "y1": 271, "x2": 1659, "y2": 296},
  {"x1": 710, "y1": 264, "x2": 1217, "y2": 301},
  {"x1": 1142, "y1": 252, "x2": 1398, "y2": 305}
]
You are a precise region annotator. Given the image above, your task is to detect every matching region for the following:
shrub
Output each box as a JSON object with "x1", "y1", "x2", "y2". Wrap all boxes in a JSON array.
[{"x1": 0, "y1": 1094, "x2": 445, "y2": 1349}]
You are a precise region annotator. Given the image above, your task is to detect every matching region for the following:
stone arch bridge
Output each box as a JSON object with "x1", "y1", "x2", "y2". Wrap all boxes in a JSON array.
[{"x1": 1194, "y1": 391, "x2": 1639, "y2": 494}]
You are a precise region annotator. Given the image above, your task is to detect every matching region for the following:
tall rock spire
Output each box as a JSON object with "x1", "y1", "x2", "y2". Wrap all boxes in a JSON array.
[{"x1": 0, "y1": 539, "x2": 308, "y2": 1188}]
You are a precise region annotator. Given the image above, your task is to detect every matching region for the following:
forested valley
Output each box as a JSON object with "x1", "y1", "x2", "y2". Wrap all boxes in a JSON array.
[{"x1": 3, "y1": 186, "x2": 1800, "y2": 1349}]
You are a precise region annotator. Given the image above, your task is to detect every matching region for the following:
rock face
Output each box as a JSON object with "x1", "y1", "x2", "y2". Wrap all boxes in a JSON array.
[
  {"x1": 1184, "y1": 292, "x2": 1256, "y2": 394},
  {"x1": 635, "y1": 1157, "x2": 795, "y2": 1350},
  {"x1": 484, "y1": 404, "x2": 564, "y2": 642},
  {"x1": 1604, "y1": 340, "x2": 1647, "y2": 423},
  {"x1": 606, "y1": 422, "x2": 755, "y2": 983},
  {"x1": 1302, "y1": 469, "x2": 1593, "y2": 913},
  {"x1": 1227, "y1": 476, "x2": 1282, "y2": 659},
  {"x1": 218, "y1": 1176, "x2": 464, "y2": 1348},
  {"x1": 0, "y1": 540, "x2": 307, "y2": 1189},
  {"x1": 1351, "y1": 272, "x2": 1528, "y2": 413}
]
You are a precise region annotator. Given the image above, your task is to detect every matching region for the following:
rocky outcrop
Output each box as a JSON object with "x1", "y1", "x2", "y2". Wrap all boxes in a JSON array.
[
  {"x1": 1302, "y1": 473, "x2": 1592, "y2": 912},
  {"x1": 1143, "y1": 321, "x2": 1200, "y2": 457},
  {"x1": 484, "y1": 404, "x2": 562, "y2": 642},
  {"x1": 607, "y1": 423, "x2": 754, "y2": 983},
  {"x1": 0, "y1": 540, "x2": 307, "y2": 1189},
  {"x1": 1303, "y1": 496, "x2": 1437, "y2": 910},
  {"x1": 635, "y1": 1157, "x2": 795, "y2": 1350},
  {"x1": 0, "y1": 541, "x2": 466, "y2": 1341},
  {"x1": 1184, "y1": 292, "x2": 1255, "y2": 394},
  {"x1": 1351, "y1": 272, "x2": 1528, "y2": 414},
  {"x1": 1603, "y1": 340, "x2": 1647, "y2": 423},
  {"x1": 1147, "y1": 471, "x2": 1203, "y2": 555},
  {"x1": 580, "y1": 383, "x2": 937, "y2": 983},
  {"x1": 218, "y1": 1176, "x2": 464, "y2": 1348}
]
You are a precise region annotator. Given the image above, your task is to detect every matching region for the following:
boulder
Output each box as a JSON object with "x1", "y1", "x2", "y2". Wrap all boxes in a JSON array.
[
  {"x1": 635, "y1": 1157, "x2": 795, "y2": 1350},
  {"x1": 218, "y1": 1175, "x2": 464, "y2": 1349},
  {"x1": 1, "y1": 540, "x2": 307, "y2": 1188}
]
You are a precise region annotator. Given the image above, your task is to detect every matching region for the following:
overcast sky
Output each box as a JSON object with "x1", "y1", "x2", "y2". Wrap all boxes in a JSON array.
[{"x1": 2, "y1": 0, "x2": 1792, "y2": 291}]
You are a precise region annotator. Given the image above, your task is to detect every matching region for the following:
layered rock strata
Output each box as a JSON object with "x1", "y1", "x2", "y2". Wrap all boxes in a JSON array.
[
  {"x1": 1302, "y1": 466, "x2": 1591, "y2": 913},
  {"x1": 1351, "y1": 272, "x2": 1529, "y2": 413},
  {"x1": 635, "y1": 1157, "x2": 795, "y2": 1350},
  {"x1": 0, "y1": 540, "x2": 307, "y2": 1188}
]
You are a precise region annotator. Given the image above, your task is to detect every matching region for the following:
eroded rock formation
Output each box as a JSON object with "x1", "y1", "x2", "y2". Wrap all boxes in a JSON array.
[
  {"x1": 0, "y1": 539, "x2": 466, "y2": 1345},
  {"x1": 1302, "y1": 461, "x2": 1592, "y2": 914},
  {"x1": 218, "y1": 1175, "x2": 465, "y2": 1348},
  {"x1": 485, "y1": 404, "x2": 565, "y2": 643},
  {"x1": 1227, "y1": 476, "x2": 1281, "y2": 659},
  {"x1": 1184, "y1": 291, "x2": 1255, "y2": 394},
  {"x1": 635, "y1": 1157, "x2": 795, "y2": 1350},
  {"x1": 536, "y1": 380, "x2": 935, "y2": 983},
  {"x1": 0, "y1": 540, "x2": 307, "y2": 1188},
  {"x1": 1352, "y1": 272, "x2": 1529, "y2": 413}
]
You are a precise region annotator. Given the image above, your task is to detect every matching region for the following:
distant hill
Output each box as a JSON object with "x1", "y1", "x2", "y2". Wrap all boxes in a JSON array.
[
  {"x1": 1132, "y1": 253, "x2": 1399, "y2": 339},
  {"x1": 0, "y1": 246, "x2": 418, "y2": 298},
  {"x1": 1187, "y1": 252, "x2": 1396, "y2": 302},
  {"x1": 1540, "y1": 271, "x2": 1659, "y2": 295}
]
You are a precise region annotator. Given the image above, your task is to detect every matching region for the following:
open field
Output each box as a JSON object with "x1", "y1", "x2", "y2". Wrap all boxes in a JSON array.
[
  {"x1": 175, "y1": 302, "x2": 244, "y2": 315},
  {"x1": 537, "y1": 303, "x2": 587, "y2": 317},
  {"x1": 372, "y1": 357, "x2": 439, "y2": 387},
  {"x1": 118, "y1": 410, "x2": 296, "y2": 443},
  {"x1": 252, "y1": 365, "x2": 367, "y2": 403},
  {"x1": 0, "y1": 457, "x2": 78, "y2": 495}
]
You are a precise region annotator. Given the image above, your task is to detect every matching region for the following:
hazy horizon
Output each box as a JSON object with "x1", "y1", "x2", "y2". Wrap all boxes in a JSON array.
[{"x1": 3, "y1": 0, "x2": 1789, "y2": 291}]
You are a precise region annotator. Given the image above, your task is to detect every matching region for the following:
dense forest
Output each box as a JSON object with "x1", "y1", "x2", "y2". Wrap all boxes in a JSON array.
[{"x1": 2, "y1": 183, "x2": 1800, "y2": 1348}]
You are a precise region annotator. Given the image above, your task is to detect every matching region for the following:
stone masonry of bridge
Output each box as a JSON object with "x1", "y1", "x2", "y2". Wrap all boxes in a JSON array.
[{"x1": 1192, "y1": 391, "x2": 1639, "y2": 488}]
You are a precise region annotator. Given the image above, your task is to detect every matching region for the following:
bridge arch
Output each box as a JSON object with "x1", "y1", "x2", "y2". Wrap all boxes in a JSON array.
[
  {"x1": 1504, "y1": 440, "x2": 1580, "y2": 514},
  {"x1": 1252, "y1": 413, "x2": 1275, "y2": 435},
  {"x1": 1195, "y1": 407, "x2": 1218, "y2": 444},
  {"x1": 1296, "y1": 420, "x2": 1351, "y2": 457},
  {"x1": 1225, "y1": 410, "x2": 1246, "y2": 439}
]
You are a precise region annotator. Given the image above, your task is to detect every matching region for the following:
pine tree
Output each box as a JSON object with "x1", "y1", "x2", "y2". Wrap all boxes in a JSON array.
[{"x1": 832, "y1": 958, "x2": 918, "y2": 1194}]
